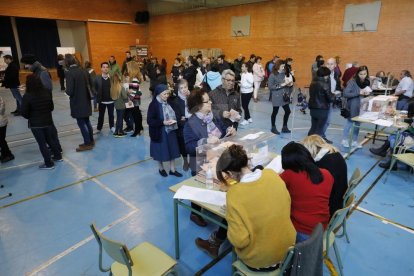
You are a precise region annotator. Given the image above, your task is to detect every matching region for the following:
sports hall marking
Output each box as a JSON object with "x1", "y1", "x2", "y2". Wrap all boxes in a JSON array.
[
  {"x1": 25, "y1": 209, "x2": 139, "y2": 276},
  {"x1": 356, "y1": 206, "x2": 414, "y2": 234},
  {"x1": 0, "y1": 156, "x2": 152, "y2": 209}
]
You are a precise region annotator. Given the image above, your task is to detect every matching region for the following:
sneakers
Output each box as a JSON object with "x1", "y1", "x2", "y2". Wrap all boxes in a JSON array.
[
  {"x1": 248, "y1": 118, "x2": 253, "y2": 123},
  {"x1": 52, "y1": 156, "x2": 63, "y2": 162},
  {"x1": 0, "y1": 154, "x2": 15, "y2": 163},
  {"x1": 114, "y1": 131, "x2": 127, "y2": 138},
  {"x1": 352, "y1": 141, "x2": 362, "y2": 148},
  {"x1": 341, "y1": 140, "x2": 350, "y2": 148},
  {"x1": 239, "y1": 120, "x2": 249, "y2": 126},
  {"x1": 39, "y1": 164, "x2": 55, "y2": 170},
  {"x1": 110, "y1": 127, "x2": 115, "y2": 133}
]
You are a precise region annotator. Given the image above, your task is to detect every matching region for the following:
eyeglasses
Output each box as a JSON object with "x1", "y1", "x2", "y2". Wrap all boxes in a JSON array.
[{"x1": 224, "y1": 78, "x2": 235, "y2": 82}]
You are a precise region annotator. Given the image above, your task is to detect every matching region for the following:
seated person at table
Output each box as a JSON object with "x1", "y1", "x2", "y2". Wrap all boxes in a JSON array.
[
  {"x1": 372, "y1": 71, "x2": 387, "y2": 89},
  {"x1": 280, "y1": 142, "x2": 333, "y2": 243},
  {"x1": 183, "y1": 88, "x2": 236, "y2": 227},
  {"x1": 302, "y1": 135, "x2": 348, "y2": 217},
  {"x1": 370, "y1": 101, "x2": 414, "y2": 169},
  {"x1": 195, "y1": 145, "x2": 296, "y2": 272},
  {"x1": 394, "y1": 70, "x2": 414, "y2": 111}
]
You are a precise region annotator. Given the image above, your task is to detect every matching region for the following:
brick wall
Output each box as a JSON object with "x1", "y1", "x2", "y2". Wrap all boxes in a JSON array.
[{"x1": 148, "y1": 0, "x2": 414, "y2": 87}]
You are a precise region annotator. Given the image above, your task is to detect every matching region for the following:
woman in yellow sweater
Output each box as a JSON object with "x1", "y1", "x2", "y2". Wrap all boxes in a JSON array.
[{"x1": 195, "y1": 144, "x2": 296, "y2": 271}]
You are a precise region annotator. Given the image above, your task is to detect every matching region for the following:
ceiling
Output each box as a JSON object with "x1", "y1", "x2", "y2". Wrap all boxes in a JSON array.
[{"x1": 146, "y1": 0, "x2": 271, "y2": 15}]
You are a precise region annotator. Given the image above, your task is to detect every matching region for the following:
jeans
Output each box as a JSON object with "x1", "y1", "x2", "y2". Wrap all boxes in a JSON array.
[
  {"x1": 397, "y1": 98, "x2": 409, "y2": 111},
  {"x1": 10, "y1": 88, "x2": 22, "y2": 111},
  {"x1": 296, "y1": 232, "x2": 310, "y2": 243},
  {"x1": 309, "y1": 109, "x2": 329, "y2": 137},
  {"x1": 124, "y1": 108, "x2": 133, "y2": 129},
  {"x1": 241, "y1": 92, "x2": 253, "y2": 120},
  {"x1": 76, "y1": 118, "x2": 94, "y2": 144},
  {"x1": 59, "y1": 76, "x2": 65, "y2": 90},
  {"x1": 0, "y1": 125, "x2": 12, "y2": 157},
  {"x1": 97, "y1": 103, "x2": 114, "y2": 130},
  {"x1": 31, "y1": 126, "x2": 62, "y2": 166},
  {"x1": 115, "y1": 109, "x2": 125, "y2": 133},
  {"x1": 322, "y1": 103, "x2": 333, "y2": 137},
  {"x1": 342, "y1": 119, "x2": 360, "y2": 142}
]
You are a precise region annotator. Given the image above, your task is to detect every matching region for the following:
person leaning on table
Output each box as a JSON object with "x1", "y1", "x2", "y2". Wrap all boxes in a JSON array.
[
  {"x1": 183, "y1": 88, "x2": 236, "y2": 227},
  {"x1": 341, "y1": 65, "x2": 371, "y2": 149},
  {"x1": 194, "y1": 144, "x2": 296, "y2": 271}
]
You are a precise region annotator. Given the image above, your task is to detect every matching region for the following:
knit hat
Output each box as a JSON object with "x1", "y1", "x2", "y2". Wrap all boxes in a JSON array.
[
  {"x1": 20, "y1": 54, "x2": 38, "y2": 65},
  {"x1": 154, "y1": 84, "x2": 169, "y2": 96}
]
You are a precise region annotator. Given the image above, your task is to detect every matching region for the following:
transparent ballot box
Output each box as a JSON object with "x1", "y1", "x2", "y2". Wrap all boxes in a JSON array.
[
  {"x1": 195, "y1": 130, "x2": 276, "y2": 179},
  {"x1": 360, "y1": 95, "x2": 398, "y2": 118}
]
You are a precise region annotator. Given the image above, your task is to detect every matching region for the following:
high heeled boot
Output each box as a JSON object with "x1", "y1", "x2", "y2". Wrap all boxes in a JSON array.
[{"x1": 369, "y1": 141, "x2": 390, "y2": 157}]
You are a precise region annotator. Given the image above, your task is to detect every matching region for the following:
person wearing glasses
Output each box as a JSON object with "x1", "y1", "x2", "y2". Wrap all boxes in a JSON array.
[
  {"x1": 183, "y1": 89, "x2": 236, "y2": 226},
  {"x1": 209, "y1": 69, "x2": 242, "y2": 129}
]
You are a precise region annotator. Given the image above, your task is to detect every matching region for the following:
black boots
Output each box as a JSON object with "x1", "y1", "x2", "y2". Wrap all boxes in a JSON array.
[
  {"x1": 271, "y1": 126, "x2": 280, "y2": 135},
  {"x1": 281, "y1": 126, "x2": 291, "y2": 133},
  {"x1": 369, "y1": 141, "x2": 390, "y2": 157}
]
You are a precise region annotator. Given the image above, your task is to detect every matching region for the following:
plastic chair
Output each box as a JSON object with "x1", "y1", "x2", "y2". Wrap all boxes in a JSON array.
[
  {"x1": 323, "y1": 205, "x2": 352, "y2": 276},
  {"x1": 384, "y1": 135, "x2": 414, "y2": 182},
  {"x1": 90, "y1": 223, "x2": 177, "y2": 276},
  {"x1": 232, "y1": 224, "x2": 324, "y2": 276},
  {"x1": 232, "y1": 246, "x2": 295, "y2": 276}
]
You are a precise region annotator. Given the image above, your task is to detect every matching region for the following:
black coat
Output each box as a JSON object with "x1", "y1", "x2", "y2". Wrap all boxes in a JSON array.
[
  {"x1": 3, "y1": 62, "x2": 20, "y2": 88},
  {"x1": 65, "y1": 65, "x2": 92, "y2": 119},
  {"x1": 168, "y1": 96, "x2": 186, "y2": 133},
  {"x1": 147, "y1": 99, "x2": 164, "y2": 142},
  {"x1": 308, "y1": 77, "x2": 332, "y2": 110},
  {"x1": 316, "y1": 152, "x2": 348, "y2": 217},
  {"x1": 21, "y1": 89, "x2": 54, "y2": 128},
  {"x1": 183, "y1": 65, "x2": 197, "y2": 90}
]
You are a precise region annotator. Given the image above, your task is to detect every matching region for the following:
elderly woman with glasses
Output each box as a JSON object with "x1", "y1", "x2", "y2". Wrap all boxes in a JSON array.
[{"x1": 183, "y1": 88, "x2": 236, "y2": 227}]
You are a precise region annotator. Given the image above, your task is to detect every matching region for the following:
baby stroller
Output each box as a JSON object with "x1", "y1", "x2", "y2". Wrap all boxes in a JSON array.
[{"x1": 297, "y1": 88, "x2": 308, "y2": 114}]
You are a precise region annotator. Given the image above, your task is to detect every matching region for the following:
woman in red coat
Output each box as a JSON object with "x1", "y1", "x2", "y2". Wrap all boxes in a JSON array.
[{"x1": 280, "y1": 142, "x2": 333, "y2": 242}]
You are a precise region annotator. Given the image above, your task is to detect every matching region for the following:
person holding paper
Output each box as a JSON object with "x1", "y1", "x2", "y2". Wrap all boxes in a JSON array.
[
  {"x1": 268, "y1": 59, "x2": 293, "y2": 134},
  {"x1": 341, "y1": 65, "x2": 371, "y2": 148},
  {"x1": 147, "y1": 84, "x2": 182, "y2": 177},
  {"x1": 209, "y1": 69, "x2": 242, "y2": 129},
  {"x1": 184, "y1": 89, "x2": 236, "y2": 227},
  {"x1": 195, "y1": 145, "x2": 296, "y2": 271}
]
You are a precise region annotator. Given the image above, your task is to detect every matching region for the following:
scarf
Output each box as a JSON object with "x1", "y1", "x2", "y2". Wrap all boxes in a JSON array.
[
  {"x1": 195, "y1": 111, "x2": 222, "y2": 138},
  {"x1": 355, "y1": 77, "x2": 370, "y2": 89},
  {"x1": 178, "y1": 92, "x2": 190, "y2": 118},
  {"x1": 156, "y1": 96, "x2": 178, "y2": 133}
]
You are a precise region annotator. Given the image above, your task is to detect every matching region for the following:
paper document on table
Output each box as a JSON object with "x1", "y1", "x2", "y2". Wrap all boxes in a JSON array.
[
  {"x1": 240, "y1": 131, "x2": 265, "y2": 141},
  {"x1": 265, "y1": 155, "x2": 284, "y2": 174},
  {"x1": 173, "y1": 185, "x2": 226, "y2": 206},
  {"x1": 359, "y1": 112, "x2": 379, "y2": 121},
  {"x1": 372, "y1": 119, "x2": 393, "y2": 127}
]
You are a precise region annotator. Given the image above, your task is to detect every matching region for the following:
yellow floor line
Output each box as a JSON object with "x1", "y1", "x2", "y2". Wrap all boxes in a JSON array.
[
  {"x1": 25, "y1": 209, "x2": 139, "y2": 276},
  {"x1": 356, "y1": 206, "x2": 414, "y2": 234}
]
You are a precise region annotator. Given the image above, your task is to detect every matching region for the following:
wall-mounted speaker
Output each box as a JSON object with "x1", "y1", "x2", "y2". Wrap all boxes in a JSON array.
[{"x1": 135, "y1": 11, "x2": 150, "y2": 24}]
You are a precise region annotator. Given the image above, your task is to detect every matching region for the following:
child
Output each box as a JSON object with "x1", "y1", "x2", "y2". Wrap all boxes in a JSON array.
[
  {"x1": 0, "y1": 96, "x2": 14, "y2": 163},
  {"x1": 112, "y1": 74, "x2": 129, "y2": 137}
]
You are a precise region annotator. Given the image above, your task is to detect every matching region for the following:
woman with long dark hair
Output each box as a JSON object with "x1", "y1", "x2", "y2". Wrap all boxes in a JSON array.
[
  {"x1": 21, "y1": 75, "x2": 62, "y2": 169},
  {"x1": 280, "y1": 142, "x2": 333, "y2": 242},
  {"x1": 268, "y1": 59, "x2": 293, "y2": 134},
  {"x1": 341, "y1": 65, "x2": 371, "y2": 148}
]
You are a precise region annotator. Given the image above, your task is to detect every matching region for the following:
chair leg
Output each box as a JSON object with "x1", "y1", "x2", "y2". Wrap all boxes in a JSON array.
[
  {"x1": 333, "y1": 240, "x2": 344, "y2": 276},
  {"x1": 233, "y1": 271, "x2": 244, "y2": 276},
  {"x1": 343, "y1": 220, "x2": 350, "y2": 243}
]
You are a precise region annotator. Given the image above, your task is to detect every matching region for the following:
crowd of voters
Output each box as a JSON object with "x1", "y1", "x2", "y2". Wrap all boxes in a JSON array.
[{"x1": 1, "y1": 49, "x2": 414, "y2": 272}]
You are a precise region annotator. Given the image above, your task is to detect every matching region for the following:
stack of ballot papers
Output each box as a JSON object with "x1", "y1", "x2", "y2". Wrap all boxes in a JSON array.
[{"x1": 174, "y1": 185, "x2": 226, "y2": 207}]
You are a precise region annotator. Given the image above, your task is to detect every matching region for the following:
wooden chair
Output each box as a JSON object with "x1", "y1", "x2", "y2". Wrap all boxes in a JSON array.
[{"x1": 90, "y1": 223, "x2": 177, "y2": 276}]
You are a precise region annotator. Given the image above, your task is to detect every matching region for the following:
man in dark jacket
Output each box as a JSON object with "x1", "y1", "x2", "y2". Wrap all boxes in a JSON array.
[
  {"x1": 65, "y1": 54, "x2": 94, "y2": 152},
  {"x1": 216, "y1": 55, "x2": 230, "y2": 74},
  {"x1": 233, "y1": 54, "x2": 244, "y2": 81},
  {"x1": 21, "y1": 54, "x2": 62, "y2": 153},
  {"x1": 2, "y1": 55, "x2": 21, "y2": 115},
  {"x1": 94, "y1": 62, "x2": 114, "y2": 133}
]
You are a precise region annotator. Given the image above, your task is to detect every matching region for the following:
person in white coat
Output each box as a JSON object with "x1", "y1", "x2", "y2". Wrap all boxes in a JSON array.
[
  {"x1": 239, "y1": 63, "x2": 254, "y2": 125},
  {"x1": 252, "y1": 56, "x2": 265, "y2": 102}
]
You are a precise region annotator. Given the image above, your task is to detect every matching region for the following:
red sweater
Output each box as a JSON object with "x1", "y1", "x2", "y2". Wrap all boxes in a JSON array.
[{"x1": 280, "y1": 169, "x2": 333, "y2": 235}]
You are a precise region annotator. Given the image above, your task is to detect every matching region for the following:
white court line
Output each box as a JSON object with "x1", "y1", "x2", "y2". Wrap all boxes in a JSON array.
[
  {"x1": 25, "y1": 209, "x2": 138, "y2": 276},
  {"x1": 0, "y1": 160, "x2": 43, "y2": 171},
  {"x1": 356, "y1": 206, "x2": 414, "y2": 234}
]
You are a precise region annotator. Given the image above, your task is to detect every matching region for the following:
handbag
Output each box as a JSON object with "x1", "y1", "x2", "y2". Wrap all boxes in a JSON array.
[
  {"x1": 340, "y1": 98, "x2": 350, "y2": 118},
  {"x1": 283, "y1": 91, "x2": 290, "y2": 102}
]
